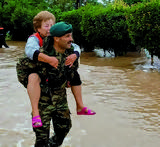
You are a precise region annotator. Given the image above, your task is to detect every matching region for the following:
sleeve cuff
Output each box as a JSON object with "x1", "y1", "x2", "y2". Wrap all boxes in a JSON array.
[
  {"x1": 33, "y1": 50, "x2": 40, "y2": 62},
  {"x1": 74, "y1": 51, "x2": 79, "y2": 59}
]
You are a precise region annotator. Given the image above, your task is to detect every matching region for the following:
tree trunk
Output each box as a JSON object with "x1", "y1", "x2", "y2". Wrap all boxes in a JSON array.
[
  {"x1": 151, "y1": 50, "x2": 154, "y2": 65},
  {"x1": 76, "y1": 0, "x2": 81, "y2": 9}
]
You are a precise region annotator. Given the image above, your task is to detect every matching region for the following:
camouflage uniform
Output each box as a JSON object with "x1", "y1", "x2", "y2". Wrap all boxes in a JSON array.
[
  {"x1": 31, "y1": 37, "x2": 78, "y2": 147},
  {"x1": 16, "y1": 33, "x2": 43, "y2": 88},
  {"x1": 16, "y1": 35, "x2": 79, "y2": 146},
  {"x1": 34, "y1": 85, "x2": 71, "y2": 147},
  {"x1": 16, "y1": 56, "x2": 38, "y2": 88},
  {"x1": 16, "y1": 36, "x2": 79, "y2": 88}
]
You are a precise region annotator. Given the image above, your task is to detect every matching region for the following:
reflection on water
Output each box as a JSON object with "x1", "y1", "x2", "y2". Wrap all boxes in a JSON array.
[
  {"x1": 0, "y1": 41, "x2": 160, "y2": 147},
  {"x1": 127, "y1": 70, "x2": 160, "y2": 133}
]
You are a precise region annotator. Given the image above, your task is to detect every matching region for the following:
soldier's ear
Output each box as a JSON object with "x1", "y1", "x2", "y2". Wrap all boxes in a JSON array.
[{"x1": 54, "y1": 37, "x2": 59, "y2": 42}]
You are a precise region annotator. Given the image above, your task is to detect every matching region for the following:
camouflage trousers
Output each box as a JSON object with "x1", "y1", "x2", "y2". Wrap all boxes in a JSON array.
[{"x1": 34, "y1": 87, "x2": 72, "y2": 147}]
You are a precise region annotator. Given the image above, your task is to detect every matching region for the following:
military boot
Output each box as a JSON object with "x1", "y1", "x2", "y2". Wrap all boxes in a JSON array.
[
  {"x1": 35, "y1": 140, "x2": 50, "y2": 147},
  {"x1": 48, "y1": 136, "x2": 60, "y2": 147}
]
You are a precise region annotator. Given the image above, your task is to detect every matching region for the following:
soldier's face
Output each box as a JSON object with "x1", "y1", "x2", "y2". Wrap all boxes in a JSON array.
[
  {"x1": 38, "y1": 19, "x2": 55, "y2": 37},
  {"x1": 58, "y1": 33, "x2": 73, "y2": 49}
]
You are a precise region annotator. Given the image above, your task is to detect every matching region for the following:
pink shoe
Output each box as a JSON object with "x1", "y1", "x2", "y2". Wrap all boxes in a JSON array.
[
  {"x1": 32, "y1": 115, "x2": 43, "y2": 128},
  {"x1": 77, "y1": 107, "x2": 96, "y2": 115}
]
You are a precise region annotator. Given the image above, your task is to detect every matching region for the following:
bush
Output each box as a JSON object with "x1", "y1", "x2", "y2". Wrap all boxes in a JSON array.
[
  {"x1": 0, "y1": 0, "x2": 56, "y2": 41},
  {"x1": 11, "y1": 6, "x2": 37, "y2": 40},
  {"x1": 47, "y1": 6, "x2": 63, "y2": 22},
  {"x1": 81, "y1": 1, "x2": 131, "y2": 56},
  {"x1": 59, "y1": 6, "x2": 96, "y2": 52},
  {"x1": 126, "y1": 0, "x2": 160, "y2": 57},
  {"x1": 59, "y1": 9, "x2": 83, "y2": 47},
  {"x1": 0, "y1": 0, "x2": 15, "y2": 36}
]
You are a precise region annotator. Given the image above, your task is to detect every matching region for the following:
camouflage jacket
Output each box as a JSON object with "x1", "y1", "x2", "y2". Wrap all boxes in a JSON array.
[
  {"x1": 16, "y1": 36, "x2": 78, "y2": 89},
  {"x1": 37, "y1": 37, "x2": 78, "y2": 92}
]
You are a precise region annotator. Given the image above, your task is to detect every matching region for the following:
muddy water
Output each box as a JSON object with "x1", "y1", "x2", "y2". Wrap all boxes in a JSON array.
[{"x1": 0, "y1": 41, "x2": 160, "y2": 147}]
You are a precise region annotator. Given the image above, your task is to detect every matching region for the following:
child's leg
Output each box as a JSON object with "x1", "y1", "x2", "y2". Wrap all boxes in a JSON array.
[
  {"x1": 70, "y1": 71, "x2": 96, "y2": 115},
  {"x1": 27, "y1": 73, "x2": 41, "y2": 123},
  {"x1": 71, "y1": 85, "x2": 84, "y2": 111},
  {"x1": 71, "y1": 85, "x2": 95, "y2": 115}
]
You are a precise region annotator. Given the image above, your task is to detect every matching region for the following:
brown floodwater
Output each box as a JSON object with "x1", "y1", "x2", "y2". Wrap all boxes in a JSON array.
[{"x1": 0, "y1": 41, "x2": 160, "y2": 147}]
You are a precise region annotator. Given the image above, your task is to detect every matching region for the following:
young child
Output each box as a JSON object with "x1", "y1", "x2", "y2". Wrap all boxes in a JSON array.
[{"x1": 16, "y1": 11, "x2": 95, "y2": 128}]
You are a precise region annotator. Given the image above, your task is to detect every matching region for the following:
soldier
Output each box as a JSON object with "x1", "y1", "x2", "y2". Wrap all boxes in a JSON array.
[
  {"x1": 0, "y1": 26, "x2": 9, "y2": 48},
  {"x1": 16, "y1": 11, "x2": 95, "y2": 129},
  {"x1": 34, "y1": 22, "x2": 77, "y2": 147}
]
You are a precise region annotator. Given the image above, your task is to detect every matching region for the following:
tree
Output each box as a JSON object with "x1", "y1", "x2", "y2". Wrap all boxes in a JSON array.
[
  {"x1": 85, "y1": 0, "x2": 99, "y2": 5},
  {"x1": 75, "y1": 0, "x2": 81, "y2": 9},
  {"x1": 126, "y1": 0, "x2": 160, "y2": 63},
  {"x1": 46, "y1": 0, "x2": 75, "y2": 11},
  {"x1": 123, "y1": 0, "x2": 143, "y2": 5},
  {"x1": 0, "y1": 0, "x2": 43, "y2": 40},
  {"x1": 75, "y1": 0, "x2": 99, "y2": 8}
]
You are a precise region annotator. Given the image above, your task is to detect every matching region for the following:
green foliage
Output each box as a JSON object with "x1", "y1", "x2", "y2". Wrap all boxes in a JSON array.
[
  {"x1": 85, "y1": 0, "x2": 100, "y2": 5},
  {"x1": 11, "y1": 6, "x2": 37, "y2": 40},
  {"x1": 1, "y1": 0, "x2": 160, "y2": 57},
  {"x1": 0, "y1": 0, "x2": 15, "y2": 29},
  {"x1": 59, "y1": 5, "x2": 96, "y2": 51},
  {"x1": 0, "y1": 0, "x2": 73, "y2": 40},
  {"x1": 59, "y1": 9, "x2": 83, "y2": 46},
  {"x1": 126, "y1": 0, "x2": 160, "y2": 57},
  {"x1": 47, "y1": 6, "x2": 63, "y2": 22},
  {"x1": 80, "y1": 4, "x2": 105, "y2": 51},
  {"x1": 5, "y1": 31, "x2": 12, "y2": 40},
  {"x1": 0, "y1": 0, "x2": 41, "y2": 40},
  {"x1": 46, "y1": 0, "x2": 75, "y2": 12},
  {"x1": 123, "y1": 0, "x2": 143, "y2": 5},
  {"x1": 81, "y1": 1, "x2": 131, "y2": 55}
]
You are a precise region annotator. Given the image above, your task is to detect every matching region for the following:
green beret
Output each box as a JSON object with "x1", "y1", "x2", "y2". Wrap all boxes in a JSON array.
[{"x1": 50, "y1": 22, "x2": 72, "y2": 37}]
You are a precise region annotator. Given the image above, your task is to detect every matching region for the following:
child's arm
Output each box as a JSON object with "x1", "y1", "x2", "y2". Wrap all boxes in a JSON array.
[
  {"x1": 65, "y1": 43, "x2": 81, "y2": 67},
  {"x1": 72, "y1": 43, "x2": 81, "y2": 58},
  {"x1": 38, "y1": 53, "x2": 58, "y2": 69},
  {"x1": 25, "y1": 36, "x2": 58, "y2": 68},
  {"x1": 25, "y1": 36, "x2": 40, "y2": 60}
]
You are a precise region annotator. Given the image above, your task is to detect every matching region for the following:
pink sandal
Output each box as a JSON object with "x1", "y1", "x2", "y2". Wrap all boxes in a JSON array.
[
  {"x1": 32, "y1": 115, "x2": 43, "y2": 128},
  {"x1": 77, "y1": 107, "x2": 96, "y2": 115}
]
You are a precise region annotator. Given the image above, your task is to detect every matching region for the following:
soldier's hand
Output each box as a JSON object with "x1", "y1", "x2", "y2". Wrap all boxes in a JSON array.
[
  {"x1": 65, "y1": 54, "x2": 77, "y2": 67},
  {"x1": 48, "y1": 57, "x2": 58, "y2": 69}
]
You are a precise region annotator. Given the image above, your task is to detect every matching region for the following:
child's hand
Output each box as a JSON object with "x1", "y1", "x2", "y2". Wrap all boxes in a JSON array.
[
  {"x1": 48, "y1": 57, "x2": 58, "y2": 69},
  {"x1": 66, "y1": 81, "x2": 71, "y2": 88},
  {"x1": 65, "y1": 54, "x2": 77, "y2": 67}
]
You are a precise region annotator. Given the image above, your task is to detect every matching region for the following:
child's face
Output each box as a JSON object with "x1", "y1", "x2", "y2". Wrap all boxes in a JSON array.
[{"x1": 38, "y1": 19, "x2": 55, "y2": 37}]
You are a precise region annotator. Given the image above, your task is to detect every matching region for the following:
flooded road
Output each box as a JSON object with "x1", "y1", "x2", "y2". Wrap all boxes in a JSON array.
[{"x1": 0, "y1": 41, "x2": 160, "y2": 147}]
